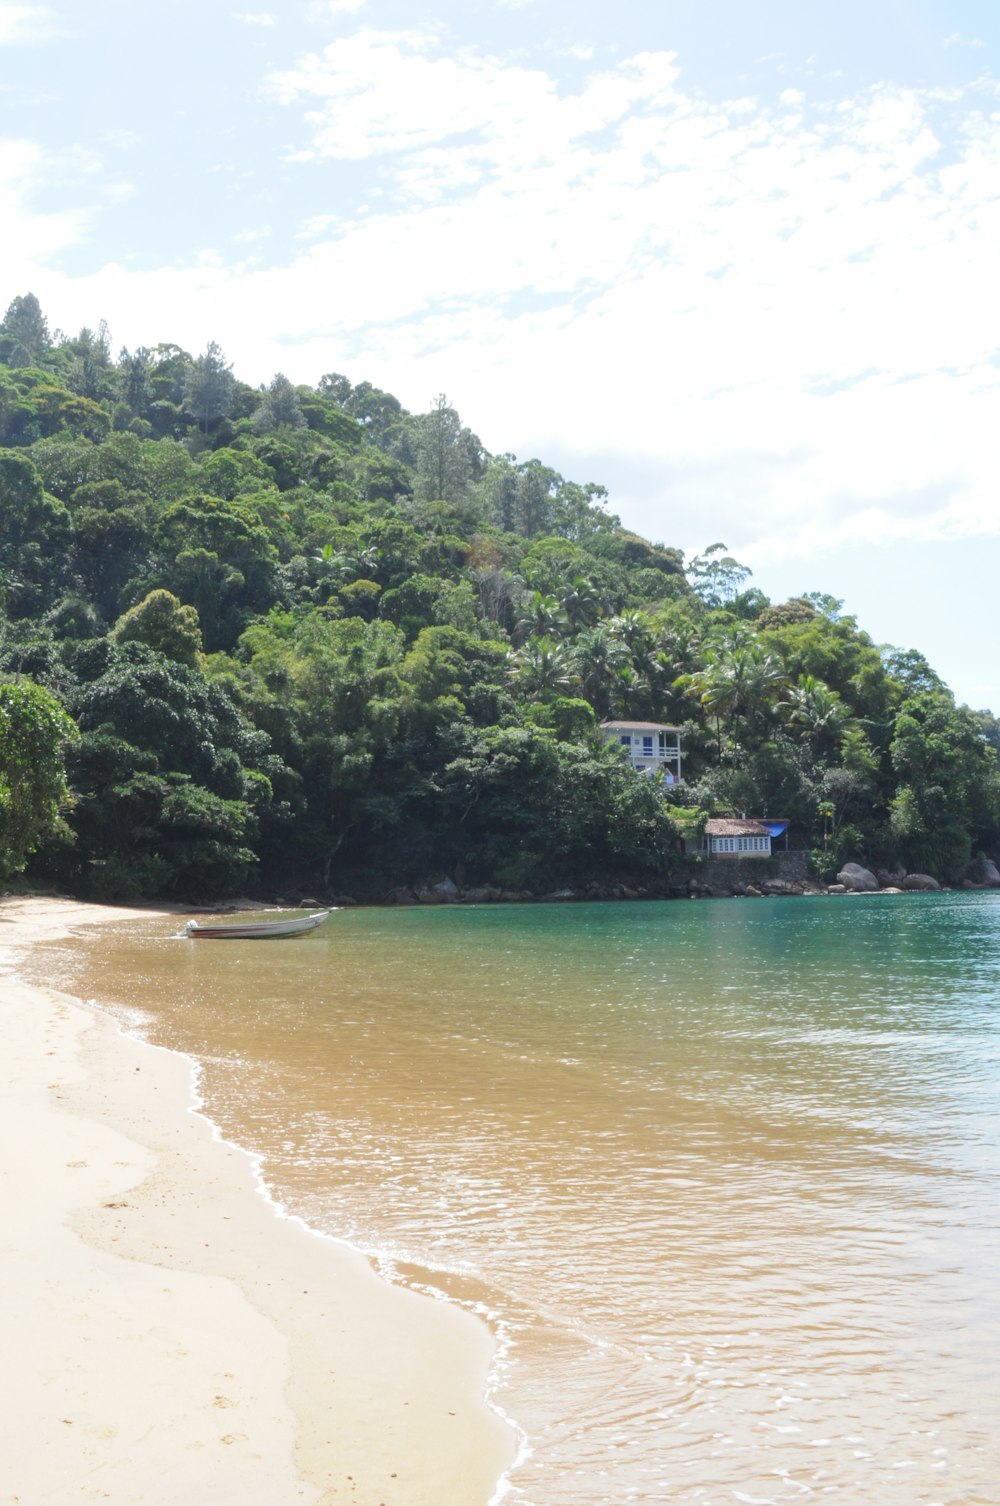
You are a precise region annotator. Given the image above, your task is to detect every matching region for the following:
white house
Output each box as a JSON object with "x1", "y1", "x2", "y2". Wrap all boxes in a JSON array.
[{"x1": 601, "y1": 721, "x2": 683, "y2": 784}]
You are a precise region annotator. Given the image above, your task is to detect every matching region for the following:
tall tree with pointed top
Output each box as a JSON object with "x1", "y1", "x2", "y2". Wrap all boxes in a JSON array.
[
  {"x1": 182, "y1": 341, "x2": 236, "y2": 433},
  {"x1": 0, "y1": 293, "x2": 52, "y2": 368}
]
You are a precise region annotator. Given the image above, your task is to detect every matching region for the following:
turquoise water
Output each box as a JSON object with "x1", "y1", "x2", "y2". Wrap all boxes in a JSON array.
[{"x1": 43, "y1": 891, "x2": 1000, "y2": 1503}]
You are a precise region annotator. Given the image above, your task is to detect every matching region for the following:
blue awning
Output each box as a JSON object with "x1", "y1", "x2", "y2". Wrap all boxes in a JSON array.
[{"x1": 761, "y1": 820, "x2": 790, "y2": 839}]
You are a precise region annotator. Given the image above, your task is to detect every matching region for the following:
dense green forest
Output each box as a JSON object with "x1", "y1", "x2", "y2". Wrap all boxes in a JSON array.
[{"x1": 1, "y1": 291, "x2": 998, "y2": 900}]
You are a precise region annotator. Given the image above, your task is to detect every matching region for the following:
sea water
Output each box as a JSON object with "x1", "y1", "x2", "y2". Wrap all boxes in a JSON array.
[{"x1": 35, "y1": 892, "x2": 1000, "y2": 1504}]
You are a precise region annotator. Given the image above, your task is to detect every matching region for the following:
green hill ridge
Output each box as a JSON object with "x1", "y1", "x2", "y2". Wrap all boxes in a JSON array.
[{"x1": 1, "y1": 293, "x2": 997, "y2": 899}]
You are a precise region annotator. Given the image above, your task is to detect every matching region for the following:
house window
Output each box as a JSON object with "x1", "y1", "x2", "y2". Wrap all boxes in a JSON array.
[
  {"x1": 620, "y1": 735, "x2": 632, "y2": 748},
  {"x1": 642, "y1": 736, "x2": 654, "y2": 756}
]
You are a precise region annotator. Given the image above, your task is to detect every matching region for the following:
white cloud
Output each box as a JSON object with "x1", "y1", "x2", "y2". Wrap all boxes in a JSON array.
[
  {"x1": 232, "y1": 11, "x2": 275, "y2": 27},
  {"x1": 0, "y1": 139, "x2": 91, "y2": 270},
  {"x1": 309, "y1": 0, "x2": 368, "y2": 17},
  {"x1": 6, "y1": 33, "x2": 1000, "y2": 578},
  {"x1": 257, "y1": 36, "x2": 1000, "y2": 560},
  {"x1": 0, "y1": 3, "x2": 65, "y2": 45},
  {"x1": 269, "y1": 31, "x2": 679, "y2": 165}
]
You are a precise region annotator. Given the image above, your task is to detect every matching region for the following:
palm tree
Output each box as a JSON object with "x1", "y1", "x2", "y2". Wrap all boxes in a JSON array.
[
  {"x1": 784, "y1": 674, "x2": 850, "y2": 751},
  {"x1": 685, "y1": 628, "x2": 786, "y2": 755},
  {"x1": 508, "y1": 636, "x2": 576, "y2": 697},
  {"x1": 560, "y1": 575, "x2": 602, "y2": 631},
  {"x1": 571, "y1": 625, "x2": 631, "y2": 717},
  {"x1": 514, "y1": 590, "x2": 567, "y2": 645}
]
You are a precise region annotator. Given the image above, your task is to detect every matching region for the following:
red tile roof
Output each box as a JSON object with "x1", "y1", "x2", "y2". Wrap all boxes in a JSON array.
[
  {"x1": 704, "y1": 818, "x2": 771, "y2": 836},
  {"x1": 600, "y1": 720, "x2": 683, "y2": 732}
]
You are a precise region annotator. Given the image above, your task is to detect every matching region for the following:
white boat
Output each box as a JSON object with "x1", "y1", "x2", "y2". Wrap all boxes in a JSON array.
[{"x1": 185, "y1": 909, "x2": 333, "y2": 940}]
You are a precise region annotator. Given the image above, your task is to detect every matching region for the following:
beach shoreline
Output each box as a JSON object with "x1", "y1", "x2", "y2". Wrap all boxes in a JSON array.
[{"x1": 0, "y1": 895, "x2": 515, "y2": 1506}]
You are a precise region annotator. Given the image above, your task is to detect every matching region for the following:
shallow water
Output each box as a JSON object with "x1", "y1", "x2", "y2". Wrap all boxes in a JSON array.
[{"x1": 36, "y1": 892, "x2": 1000, "y2": 1504}]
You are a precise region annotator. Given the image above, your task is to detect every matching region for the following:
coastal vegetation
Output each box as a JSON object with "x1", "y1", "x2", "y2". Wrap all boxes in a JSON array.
[{"x1": 1, "y1": 292, "x2": 998, "y2": 898}]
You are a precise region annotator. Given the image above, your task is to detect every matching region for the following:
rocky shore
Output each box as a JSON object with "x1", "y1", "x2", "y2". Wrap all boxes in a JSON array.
[
  {"x1": 370, "y1": 858, "x2": 1000, "y2": 907},
  {"x1": 194, "y1": 856, "x2": 1000, "y2": 912}
]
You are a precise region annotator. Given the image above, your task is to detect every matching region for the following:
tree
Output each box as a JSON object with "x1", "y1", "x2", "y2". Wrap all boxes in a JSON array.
[
  {"x1": 414, "y1": 394, "x2": 475, "y2": 505},
  {"x1": 111, "y1": 590, "x2": 203, "y2": 667},
  {"x1": 0, "y1": 293, "x2": 52, "y2": 368},
  {"x1": 515, "y1": 460, "x2": 555, "y2": 537},
  {"x1": 252, "y1": 373, "x2": 306, "y2": 434},
  {"x1": 508, "y1": 637, "x2": 575, "y2": 698},
  {"x1": 0, "y1": 679, "x2": 77, "y2": 876},
  {"x1": 118, "y1": 345, "x2": 153, "y2": 417},
  {"x1": 686, "y1": 542, "x2": 751, "y2": 607},
  {"x1": 183, "y1": 342, "x2": 236, "y2": 433},
  {"x1": 888, "y1": 692, "x2": 1000, "y2": 876},
  {"x1": 0, "y1": 448, "x2": 71, "y2": 615},
  {"x1": 783, "y1": 674, "x2": 850, "y2": 753},
  {"x1": 571, "y1": 625, "x2": 631, "y2": 717}
]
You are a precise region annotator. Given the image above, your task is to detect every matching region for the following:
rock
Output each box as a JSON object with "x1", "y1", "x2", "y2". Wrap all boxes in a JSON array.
[
  {"x1": 745, "y1": 885, "x2": 763, "y2": 897},
  {"x1": 826, "y1": 883, "x2": 847, "y2": 894},
  {"x1": 876, "y1": 868, "x2": 906, "y2": 888},
  {"x1": 459, "y1": 886, "x2": 493, "y2": 904},
  {"x1": 881, "y1": 887, "x2": 903, "y2": 895},
  {"x1": 760, "y1": 878, "x2": 802, "y2": 896},
  {"x1": 902, "y1": 872, "x2": 941, "y2": 891},
  {"x1": 836, "y1": 862, "x2": 879, "y2": 892},
  {"x1": 385, "y1": 887, "x2": 418, "y2": 905},
  {"x1": 431, "y1": 877, "x2": 460, "y2": 902},
  {"x1": 544, "y1": 887, "x2": 577, "y2": 900},
  {"x1": 970, "y1": 858, "x2": 1000, "y2": 888}
]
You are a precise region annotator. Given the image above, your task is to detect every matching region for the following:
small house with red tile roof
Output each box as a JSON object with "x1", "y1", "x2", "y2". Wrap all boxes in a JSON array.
[
  {"x1": 601, "y1": 720, "x2": 683, "y2": 784},
  {"x1": 690, "y1": 817, "x2": 773, "y2": 858}
]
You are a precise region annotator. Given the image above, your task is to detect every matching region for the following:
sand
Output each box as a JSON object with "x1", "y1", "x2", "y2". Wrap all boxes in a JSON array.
[{"x1": 0, "y1": 896, "x2": 516, "y2": 1506}]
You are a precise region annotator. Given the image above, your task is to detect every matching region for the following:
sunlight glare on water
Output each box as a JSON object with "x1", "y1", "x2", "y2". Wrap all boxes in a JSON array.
[{"x1": 38, "y1": 892, "x2": 1000, "y2": 1504}]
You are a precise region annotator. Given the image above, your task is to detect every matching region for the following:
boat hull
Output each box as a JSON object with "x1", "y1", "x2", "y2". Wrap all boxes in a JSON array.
[{"x1": 185, "y1": 910, "x2": 332, "y2": 939}]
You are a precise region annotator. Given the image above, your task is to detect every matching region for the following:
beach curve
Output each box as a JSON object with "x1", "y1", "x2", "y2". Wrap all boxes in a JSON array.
[{"x1": 0, "y1": 896, "x2": 515, "y2": 1506}]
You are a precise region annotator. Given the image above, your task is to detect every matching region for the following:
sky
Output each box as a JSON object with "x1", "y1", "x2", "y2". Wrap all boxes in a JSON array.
[{"x1": 1, "y1": 0, "x2": 998, "y2": 709}]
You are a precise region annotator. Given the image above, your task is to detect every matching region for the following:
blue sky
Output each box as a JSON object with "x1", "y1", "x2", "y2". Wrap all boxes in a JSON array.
[{"x1": 2, "y1": 0, "x2": 998, "y2": 710}]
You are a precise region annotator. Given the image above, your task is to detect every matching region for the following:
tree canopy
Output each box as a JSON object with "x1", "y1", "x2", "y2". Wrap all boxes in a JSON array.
[{"x1": 0, "y1": 290, "x2": 996, "y2": 899}]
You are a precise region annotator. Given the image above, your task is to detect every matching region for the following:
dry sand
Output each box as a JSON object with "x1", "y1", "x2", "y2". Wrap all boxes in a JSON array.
[{"x1": 0, "y1": 896, "x2": 516, "y2": 1506}]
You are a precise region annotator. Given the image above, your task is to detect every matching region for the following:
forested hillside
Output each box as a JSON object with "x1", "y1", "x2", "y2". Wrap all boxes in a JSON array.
[{"x1": 1, "y1": 291, "x2": 998, "y2": 899}]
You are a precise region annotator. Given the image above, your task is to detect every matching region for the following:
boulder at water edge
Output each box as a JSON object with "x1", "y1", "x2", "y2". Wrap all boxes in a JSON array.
[
  {"x1": 902, "y1": 873, "x2": 941, "y2": 891},
  {"x1": 836, "y1": 862, "x2": 879, "y2": 892}
]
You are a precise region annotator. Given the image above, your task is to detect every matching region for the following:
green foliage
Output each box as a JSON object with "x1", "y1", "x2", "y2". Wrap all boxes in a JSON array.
[
  {"x1": 0, "y1": 678, "x2": 77, "y2": 876},
  {"x1": 0, "y1": 293, "x2": 51, "y2": 368},
  {"x1": 686, "y1": 542, "x2": 751, "y2": 607},
  {"x1": 253, "y1": 373, "x2": 307, "y2": 435},
  {"x1": 183, "y1": 342, "x2": 235, "y2": 433},
  {"x1": 1, "y1": 290, "x2": 994, "y2": 896},
  {"x1": 0, "y1": 448, "x2": 72, "y2": 614},
  {"x1": 111, "y1": 590, "x2": 203, "y2": 666}
]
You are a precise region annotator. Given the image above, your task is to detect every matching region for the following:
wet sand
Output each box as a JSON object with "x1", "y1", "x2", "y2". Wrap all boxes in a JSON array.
[{"x1": 0, "y1": 896, "x2": 514, "y2": 1506}]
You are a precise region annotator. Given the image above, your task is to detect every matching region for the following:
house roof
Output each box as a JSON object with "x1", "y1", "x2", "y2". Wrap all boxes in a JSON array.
[
  {"x1": 704, "y1": 818, "x2": 771, "y2": 837},
  {"x1": 600, "y1": 720, "x2": 683, "y2": 733}
]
